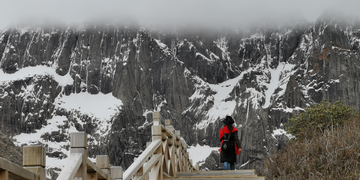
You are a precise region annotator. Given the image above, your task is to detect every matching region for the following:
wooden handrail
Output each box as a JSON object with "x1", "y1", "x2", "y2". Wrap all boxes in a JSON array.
[
  {"x1": 56, "y1": 132, "x2": 113, "y2": 180},
  {"x1": 143, "y1": 154, "x2": 162, "y2": 176},
  {"x1": 86, "y1": 158, "x2": 108, "y2": 179},
  {"x1": 123, "y1": 139, "x2": 162, "y2": 180},
  {"x1": 53, "y1": 117, "x2": 196, "y2": 180},
  {"x1": 0, "y1": 145, "x2": 51, "y2": 180},
  {"x1": 122, "y1": 112, "x2": 197, "y2": 180},
  {"x1": 56, "y1": 153, "x2": 83, "y2": 180},
  {"x1": 0, "y1": 157, "x2": 38, "y2": 180},
  {"x1": 0, "y1": 111, "x2": 261, "y2": 180}
]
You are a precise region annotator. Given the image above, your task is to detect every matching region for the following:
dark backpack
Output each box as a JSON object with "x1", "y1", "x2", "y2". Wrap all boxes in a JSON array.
[{"x1": 221, "y1": 127, "x2": 233, "y2": 152}]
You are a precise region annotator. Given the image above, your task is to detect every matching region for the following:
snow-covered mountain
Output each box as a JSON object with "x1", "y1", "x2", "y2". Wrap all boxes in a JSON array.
[{"x1": 1, "y1": 13, "x2": 360, "y2": 178}]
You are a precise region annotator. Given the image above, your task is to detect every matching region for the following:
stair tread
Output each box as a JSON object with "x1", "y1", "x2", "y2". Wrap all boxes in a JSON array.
[
  {"x1": 178, "y1": 175, "x2": 258, "y2": 178},
  {"x1": 164, "y1": 177, "x2": 265, "y2": 180},
  {"x1": 177, "y1": 169, "x2": 256, "y2": 176},
  {"x1": 168, "y1": 169, "x2": 264, "y2": 179}
]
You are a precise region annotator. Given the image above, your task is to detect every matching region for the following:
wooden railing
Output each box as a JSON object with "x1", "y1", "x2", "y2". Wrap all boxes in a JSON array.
[
  {"x1": 122, "y1": 112, "x2": 197, "y2": 180},
  {"x1": 56, "y1": 111, "x2": 196, "y2": 180},
  {"x1": 56, "y1": 132, "x2": 122, "y2": 180},
  {"x1": 0, "y1": 146, "x2": 48, "y2": 180},
  {"x1": 0, "y1": 111, "x2": 196, "y2": 180}
]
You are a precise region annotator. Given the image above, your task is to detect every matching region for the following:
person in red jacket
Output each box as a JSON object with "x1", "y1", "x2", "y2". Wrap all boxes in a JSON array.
[{"x1": 219, "y1": 115, "x2": 241, "y2": 170}]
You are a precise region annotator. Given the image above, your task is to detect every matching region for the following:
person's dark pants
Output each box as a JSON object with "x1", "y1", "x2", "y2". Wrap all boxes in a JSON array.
[{"x1": 223, "y1": 162, "x2": 235, "y2": 170}]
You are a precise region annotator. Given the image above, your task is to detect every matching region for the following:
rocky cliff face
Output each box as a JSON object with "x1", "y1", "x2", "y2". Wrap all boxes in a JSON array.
[
  {"x1": 0, "y1": 132, "x2": 22, "y2": 166},
  {"x1": 1, "y1": 14, "x2": 360, "y2": 177}
]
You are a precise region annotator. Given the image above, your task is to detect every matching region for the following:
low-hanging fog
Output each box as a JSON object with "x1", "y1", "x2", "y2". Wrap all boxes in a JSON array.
[{"x1": 1, "y1": 0, "x2": 359, "y2": 30}]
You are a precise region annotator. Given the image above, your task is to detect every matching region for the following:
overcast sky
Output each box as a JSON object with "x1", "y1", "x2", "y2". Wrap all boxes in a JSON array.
[{"x1": 0, "y1": 0, "x2": 359, "y2": 30}]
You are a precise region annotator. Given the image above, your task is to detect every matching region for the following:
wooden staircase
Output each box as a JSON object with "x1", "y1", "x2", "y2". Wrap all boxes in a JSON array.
[
  {"x1": 164, "y1": 169, "x2": 265, "y2": 180},
  {"x1": 0, "y1": 111, "x2": 265, "y2": 180}
]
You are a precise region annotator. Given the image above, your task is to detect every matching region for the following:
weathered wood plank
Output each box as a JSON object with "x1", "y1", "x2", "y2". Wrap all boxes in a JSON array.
[
  {"x1": 110, "y1": 166, "x2": 123, "y2": 179},
  {"x1": 133, "y1": 154, "x2": 162, "y2": 180},
  {"x1": 70, "y1": 132, "x2": 88, "y2": 148},
  {"x1": 177, "y1": 175, "x2": 258, "y2": 178},
  {"x1": 56, "y1": 153, "x2": 82, "y2": 180},
  {"x1": 149, "y1": 158, "x2": 163, "y2": 180},
  {"x1": 153, "y1": 112, "x2": 161, "y2": 120},
  {"x1": 86, "y1": 158, "x2": 108, "y2": 179},
  {"x1": 96, "y1": 155, "x2": 110, "y2": 169},
  {"x1": 161, "y1": 126, "x2": 173, "y2": 138},
  {"x1": 0, "y1": 170, "x2": 8, "y2": 180},
  {"x1": 23, "y1": 146, "x2": 46, "y2": 167},
  {"x1": 24, "y1": 167, "x2": 46, "y2": 180},
  {"x1": 0, "y1": 157, "x2": 37, "y2": 180},
  {"x1": 86, "y1": 172, "x2": 98, "y2": 180},
  {"x1": 123, "y1": 139, "x2": 162, "y2": 180},
  {"x1": 177, "y1": 169, "x2": 256, "y2": 176},
  {"x1": 163, "y1": 177, "x2": 265, "y2": 180}
]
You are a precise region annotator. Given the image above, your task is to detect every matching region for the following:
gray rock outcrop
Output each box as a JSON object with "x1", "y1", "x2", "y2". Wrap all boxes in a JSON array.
[{"x1": 0, "y1": 13, "x2": 360, "y2": 177}]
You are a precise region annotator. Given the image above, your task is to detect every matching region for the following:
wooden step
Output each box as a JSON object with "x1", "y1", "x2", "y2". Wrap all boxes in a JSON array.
[
  {"x1": 164, "y1": 170, "x2": 265, "y2": 180},
  {"x1": 177, "y1": 174, "x2": 258, "y2": 178},
  {"x1": 164, "y1": 177, "x2": 265, "y2": 180},
  {"x1": 177, "y1": 169, "x2": 256, "y2": 177}
]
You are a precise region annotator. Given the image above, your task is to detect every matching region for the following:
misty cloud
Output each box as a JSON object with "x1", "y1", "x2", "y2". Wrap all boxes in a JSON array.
[{"x1": 1, "y1": 0, "x2": 359, "y2": 30}]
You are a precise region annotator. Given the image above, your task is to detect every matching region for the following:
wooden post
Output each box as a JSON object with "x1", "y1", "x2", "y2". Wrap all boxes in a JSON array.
[
  {"x1": 153, "y1": 112, "x2": 161, "y2": 125},
  {"x1": 86, "y1": 172, "x2": 98, "y2": 180},
  {"x1": 176, "y1": 143, "x2": 182, "y2": 173},
  {"x1": 70, "y1": 132, "x2": 88, "y2": 180},
  {"x1": 152, "y1": 112, "x2": 162, "y2": 141},
  {"x1": 23, "y1": 145, "x2": 46, "y2": 180},
  {"x1": 0, "y1": 170, "x2": 9, "y2": 180},
  {"x1": 164, "y1": 119, "x2": 171, "y2": 126},
  {"x1": 165, "y1": 119, "x2": 176, "y2": 177},
  {"x1": 96, "y1": 155, "x2": 110, "y2": 174},
  {"x1": 186, "y1": 152, "x2": 190, "y2": 171},
  {"x1": 175, "y1": 130, "x2": 180, "y2": 137},
  {"x1": 165, "y1": 119, "x2": 174, "y2": 133},
  {"x1": 182, "y1": 143, "x2": 187, "y2": 172},
  {"x1": 111, "y1": 166, "x2": 123, "y2": 180}
]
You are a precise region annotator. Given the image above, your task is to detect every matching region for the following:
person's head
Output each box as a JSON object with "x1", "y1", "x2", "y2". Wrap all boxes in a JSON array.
[{"x1": 222, "y1": 115, "x2": 234, "y2": 125}]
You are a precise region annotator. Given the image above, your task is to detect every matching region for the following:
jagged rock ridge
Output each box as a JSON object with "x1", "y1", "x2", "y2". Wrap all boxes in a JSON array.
[{"x1": 0, "y1": 14, "x2": 360, "y2": 177}]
